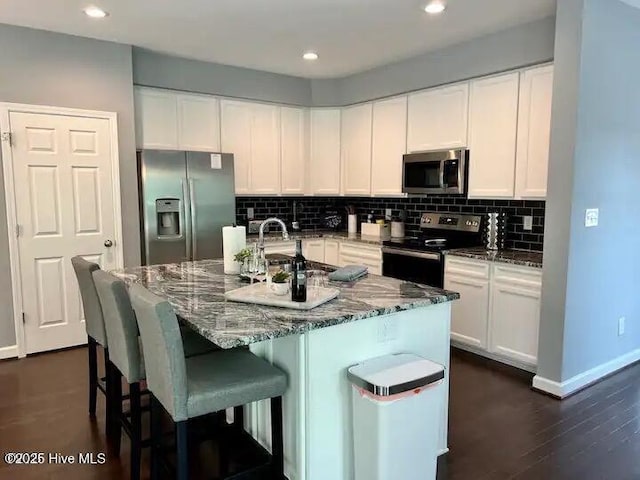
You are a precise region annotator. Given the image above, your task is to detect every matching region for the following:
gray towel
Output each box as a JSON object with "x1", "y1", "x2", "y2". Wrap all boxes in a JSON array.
[{"x1": 328, "y1": 265, "x2": 369, "y2": 282}]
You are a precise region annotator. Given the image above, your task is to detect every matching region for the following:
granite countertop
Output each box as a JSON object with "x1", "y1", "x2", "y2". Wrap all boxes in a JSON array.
[
  {"x1": 112, "y1": 260, "x2": 459, "y2": 349},
  {"x1": 445, "y1": 247, "x2": 543, "y2": 269},
  {"x1": 248, "y1": 230, "x2": 384, "y2": 246}
]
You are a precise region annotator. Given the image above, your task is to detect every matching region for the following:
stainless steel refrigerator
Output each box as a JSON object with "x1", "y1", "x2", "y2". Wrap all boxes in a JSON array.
[{"x1": 138, "y1": 150, "x2": 235, "y2": 265}]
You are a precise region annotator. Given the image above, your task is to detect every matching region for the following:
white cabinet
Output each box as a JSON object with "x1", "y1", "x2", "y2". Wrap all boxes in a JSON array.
[
  {"x1": 444, "y1": 258, "x2": 490, "y2": 349},
  {"x1": 303, "y1": 240, "x2": 325, "y2": 263},
  {"x1": 489, "y1": 265, "x2": 541, "y2": 366},
  {"x1": 135, "y1": 88, "x2": 178, "y2": 150},
  {"x1": 221, "y1": 100, "x2": 281, "y2": 195},
  {"x1": 444, "y1": 255, "x2": 541, "y2": 369},
  {"x1": 515, "y1": 64, "x2": 554, "y2": 199},
  {"x1": 135, "y1": 87, "x2": 221, "y2": 151},
  {"x1": 338, "y1": 242, "x2": 382, "y2": 276},
  {"x1": 341, "y1": 104, "x2": 373, "y2": 196},
  {"x1": 309, "y1": 109, "x2": 341, "y2": 195},
  {"x1": 280, "y1": 107, "x2": 307, "y2": 195},
  {"x1": 407, "y1": 83, "x2": 469, "y2": 152},
  {"x1": 263, "y1": 241, "x2": 296, "y2": 256},
  {"x1": 324, "y1": 240, "x2": 340, "y2": 266},
  {"x1": 177, "y1": 94, "x2": 221, "y2": 152},
  {"x1": 467, "y1": 73, "x2": 520, "y2": 198},
  {"x1": 371, "y1": 96, "x2": 407, "y2": 196}
]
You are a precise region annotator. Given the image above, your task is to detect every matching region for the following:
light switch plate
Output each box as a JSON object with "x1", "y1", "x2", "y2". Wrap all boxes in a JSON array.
[
  {"x1": 523, "y1": 216, "x2": 533, "y2": 231},
  {"x1": 585, "y1": 208, "x2": 599, "y2": 228},
  {"x1": 247, "y1": 207, "x2": 255, "y2": 220}
]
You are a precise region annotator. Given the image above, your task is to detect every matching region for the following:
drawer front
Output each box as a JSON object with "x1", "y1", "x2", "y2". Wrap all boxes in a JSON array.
[
  {"x1": 492, "y1": 264, "x2": 542, "y2": 289},
  {"x1": 339, "y1": 242, "x2": 382, "y2": 261},
  {"x1": 445, "y1": 256, "x2": 490, "y2": 279},
  {"x1": 263, "y1": 241, "x2": 296, "y2": 256}
]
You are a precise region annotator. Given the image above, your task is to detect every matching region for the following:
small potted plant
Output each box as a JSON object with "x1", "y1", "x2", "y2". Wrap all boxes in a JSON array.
[
  {"x1": 270, "y1": 270, "x2": 291, "y2": 296},
  {"x1": 234, "y1": 248, "x2": 252, "y2": 264}
]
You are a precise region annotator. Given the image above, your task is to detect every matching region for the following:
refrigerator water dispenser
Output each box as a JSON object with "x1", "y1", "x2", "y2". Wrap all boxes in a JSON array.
[{"x1": 156, "y1": 199, "x2": 181, "y2": 237}]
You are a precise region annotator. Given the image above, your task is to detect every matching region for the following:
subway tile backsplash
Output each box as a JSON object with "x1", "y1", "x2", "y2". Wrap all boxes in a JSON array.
[{"x1": 236, "y1": 196, "x2": 545, "y2": 251}]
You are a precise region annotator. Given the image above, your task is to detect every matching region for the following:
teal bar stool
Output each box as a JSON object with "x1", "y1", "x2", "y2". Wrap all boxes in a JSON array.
[
  {"x1": 129, "y1": 284, "x2": 287, "y2": 480},
  {"x1": 93, "y1": 270, "x2": 221, "y2": 480}
]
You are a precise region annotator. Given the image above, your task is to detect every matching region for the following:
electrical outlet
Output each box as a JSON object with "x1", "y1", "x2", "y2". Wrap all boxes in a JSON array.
[
  {"x1": 523, "y1": 216, "x2": 533, "y2": 231},
  {"x1": 377, "y1": 318, "x2": 398, "y2": 343},
  {"x1": 585, "y1": 208, "x2": 599, "y2": 228},
  {"x1": 385, "y1": 208, "x2": 392, "y2": 221},
  {"x1": 618, "y1": 317, "x2": 626, "y2": 336},
  {"x1": 247, "y1": 207, "x2": 254, "y2": 220}
]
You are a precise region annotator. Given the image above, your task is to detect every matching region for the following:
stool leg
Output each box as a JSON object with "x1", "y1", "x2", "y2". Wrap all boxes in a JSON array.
[
  {"x1": 130, "y1": 382, "x2": 142, "y2": 480},
  {"x1": 233, "y1": 406, "x2": 244, "y2": 431},
  {"x1": 104, "y1": 348, "x2": 113, "y2": 441},
  {"x1": 109, "y1": 364, "x2": 123, "y2": 456},
  {"x1": 176, "y1": 420, "x2": 189, "y2": 480},
  {"x1": 270, "y1": 396, "x2": 284, "y2": 479},
  {"x1": 150, "y1": 396, "x2": 161, "y2": 480},
  {"x1": 87, "y1": 337, "x2": 98, "y2": 418}
]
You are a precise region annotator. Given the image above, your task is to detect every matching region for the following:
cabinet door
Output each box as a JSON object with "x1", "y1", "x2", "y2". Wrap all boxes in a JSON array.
[
  {"x1": 263, "y1": 242, "x2": 296, "y2": 256},
  {"x1": 177, "y1": 94, "x2": 220, "y2": 152},
  {"x1": 309, "y1": 109, "x2": 341, "y2": 195},
  {"x1": 341, "y1": 103, "x2": 373, "y2": 196},
  {"x1": 515, "y1": 65, "x2": 554, "y2": 199},
  {"x1": 324, "y1": 240, "x2": 340, "y2": 266},
  {"x1": 444, "y1": 274, "x2": 490, "y2": 348},
  {"x1": 135, "y1": 88, "x2": 178, "y2": 150},
  {"x1": 407, "y1": 83, "x2": 469, "y2": 152},
  {"x1": 250, "y1": 103, "x2": 281, "y2": 195},
  {"x1": 221, "y1": 100, "x2": 252, "y2": 194},
  {"x1": 468, "y1": 73, "x2": 520, "y2": 198},
  {"x1": 303, "y1": 240, "x2": 325, "y2": 263},
  {"x1": 281, "y1": 107, "x2": 307, "y2": 195},
  {"x1": 489, "y1": 266, "x2": 541, "y2": 366},
  {"x1": 371, "y1": 96, "x2": 407, "y2": 196}
]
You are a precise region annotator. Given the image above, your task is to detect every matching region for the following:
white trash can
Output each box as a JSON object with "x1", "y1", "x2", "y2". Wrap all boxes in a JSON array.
[{"x1": 348, "y1": 353, "x2": 445, "y2": 480}]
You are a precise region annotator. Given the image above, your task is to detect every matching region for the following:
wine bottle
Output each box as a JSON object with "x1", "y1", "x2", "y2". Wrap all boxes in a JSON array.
[{"x1": 291, "y1": 240, "x2": 307, "y2": 302}]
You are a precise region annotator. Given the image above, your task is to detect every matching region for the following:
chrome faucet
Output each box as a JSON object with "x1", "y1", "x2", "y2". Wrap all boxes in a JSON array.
[{"x1": 258, "y1": 217, "x2": 290, "y2": 256}]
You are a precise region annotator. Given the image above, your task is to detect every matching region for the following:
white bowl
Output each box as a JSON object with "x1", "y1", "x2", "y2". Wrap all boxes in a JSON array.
[{"x1": 270, "y1": 282, "x2": 290, "y2": 296}]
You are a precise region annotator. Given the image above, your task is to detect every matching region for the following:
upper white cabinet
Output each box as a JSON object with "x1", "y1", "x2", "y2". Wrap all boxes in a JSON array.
[
  {"x1": 135, "y1": 87, "x2": 220, "y2": 152},
  {"x1": 280, "y1": 107, "x2": 308, "y2": 195},
  {"x1": 515, "y1": 65, "x2": 554, "y2": 199},
  {"x1": 221, "y1": 100, "x2": 281, "y2": 195},
  {"x1": 309, "y1": 109, "x2": 341, "y2": 195},
  {"x1": 341, "y1": 103, "x2": 373, "y2": 196},
  {"x1": 371, "y1": 96, "x2": 407, "y2": 196},
  {"x1": 176, "y1": 94, "x2": 221, "y2": 152},
  {"x1": 135, "y1": 88, "x2": 179, "y2": 150},
  {"x1": 407, "y1": 83, "x2": 469, "y2": 152},
  {"x1": 467, "y1": 72, "x2": 520, "y2": 199}
]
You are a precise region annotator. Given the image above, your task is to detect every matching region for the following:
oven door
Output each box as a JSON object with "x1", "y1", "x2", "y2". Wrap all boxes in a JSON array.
[{"x1": 382, "y1": 247, "x2": 444, "y2": 288}]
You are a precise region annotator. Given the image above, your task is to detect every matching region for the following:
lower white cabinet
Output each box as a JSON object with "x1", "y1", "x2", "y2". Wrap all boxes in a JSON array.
[
  {"x1": 303, "y1": 240, "x2": 326, "y2": 263},
  {"x1": 324, "y1": 240, "x2": 340, "y2": 266},
  {"x1": 263, "y1": 242, "x2": 296, "y2": 256},
  {"x1": 444, "y1": 256, "x2": 541, "y2": 369},
  {"x1": 338, "y1": 242, "x2": 382, "y2": 276}
]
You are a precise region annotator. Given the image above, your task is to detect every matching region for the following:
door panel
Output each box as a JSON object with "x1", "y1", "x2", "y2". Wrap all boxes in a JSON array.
[
  {"x1": 221, "y1": 100, "x2": 252, "y2": 194},
  {"x1": 186, "y1": 152, "x2": 236, "y2": 260},
  {"x1": 444, "y1": 275, "x2": 490, "y2": 348},
  {"x1": 10, "y1": 111, "x2": 118, "y2": 354},
  {"x1": 250, "y1": 103, "x2": 281, "y2": 194},
  {"x1": 341, "y1": 103, "x2": 372, "y2": 195},
  {"x1": 371, "y1": 96, "x2": 407, "y2": 195}
]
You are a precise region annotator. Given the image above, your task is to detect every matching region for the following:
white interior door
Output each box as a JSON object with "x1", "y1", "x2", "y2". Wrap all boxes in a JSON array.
[{"x1": 9, "y1": 111, "x2": 120, "y2": 354}]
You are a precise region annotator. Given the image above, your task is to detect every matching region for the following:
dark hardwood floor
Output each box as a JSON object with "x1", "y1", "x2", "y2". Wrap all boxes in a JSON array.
[{"x1": 1, "y1": 346, "x2": 639, "y2": 479}]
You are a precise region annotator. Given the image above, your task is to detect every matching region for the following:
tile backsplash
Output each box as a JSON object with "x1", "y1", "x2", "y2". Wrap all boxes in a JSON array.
[{"x1": 236, "y1": 196, "x2": 545, "y2": 251}]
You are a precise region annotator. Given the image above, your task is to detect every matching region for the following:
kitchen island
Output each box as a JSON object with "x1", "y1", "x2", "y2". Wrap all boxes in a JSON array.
[{"x1": 114, "y1": 260, "x2": 459, "y2": 480}]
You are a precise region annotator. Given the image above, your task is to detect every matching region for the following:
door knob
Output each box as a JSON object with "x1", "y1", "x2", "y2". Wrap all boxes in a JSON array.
[{"x1": 104, "y1": 240, "x2": 113, "y2": 248}]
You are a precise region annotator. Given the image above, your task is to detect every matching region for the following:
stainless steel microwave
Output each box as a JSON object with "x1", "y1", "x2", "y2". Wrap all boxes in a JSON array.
[{"x1": 402, "y1": 149, "x2": 468, "y2": 195}]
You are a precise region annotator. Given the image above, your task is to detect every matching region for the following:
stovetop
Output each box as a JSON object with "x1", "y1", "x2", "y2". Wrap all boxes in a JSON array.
[{"x1": 383, "y1": 236, "x2": 480, "y2": 253}]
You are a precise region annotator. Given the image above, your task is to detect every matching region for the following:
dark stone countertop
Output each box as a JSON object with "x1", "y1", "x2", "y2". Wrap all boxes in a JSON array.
[
  {"x1": 112, "y1": 259, "x2": 459, "y2": 349},
  {"x1": 445, "y1": 247, "x2": 543, "y2": 269}
]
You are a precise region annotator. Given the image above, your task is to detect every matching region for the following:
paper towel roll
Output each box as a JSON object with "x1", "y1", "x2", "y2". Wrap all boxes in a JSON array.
[{"x1": 223, "y1": 226, "x2": 246, "y2": 274}]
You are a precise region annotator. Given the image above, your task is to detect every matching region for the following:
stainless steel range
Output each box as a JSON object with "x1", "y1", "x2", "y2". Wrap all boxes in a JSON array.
[{"x1": 382, "y1": 212, "x2": 483, "y2": 288}]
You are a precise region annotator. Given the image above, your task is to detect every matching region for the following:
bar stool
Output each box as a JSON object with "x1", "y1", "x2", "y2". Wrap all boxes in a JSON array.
[
  {"x1": 129, "y1": 284, "x2": 287, "y2": 480},
  {"x1": 93, "y1": 270, "x2": 222, "y2": 480},
  {"x1": 71, "y1": 257, "x2": 115, "y2": 439}
]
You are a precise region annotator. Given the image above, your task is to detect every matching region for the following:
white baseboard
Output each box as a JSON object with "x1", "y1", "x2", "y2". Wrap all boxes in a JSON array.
[
  {"x1": 533, "y1": 348, "x2": 640, "y2": 398},
  {"x1": 451, "y1": 341, "x2": 537, "y2": 373},
  {"x1": 0, "y1": 345, "x2": 18, "y2": 360}
]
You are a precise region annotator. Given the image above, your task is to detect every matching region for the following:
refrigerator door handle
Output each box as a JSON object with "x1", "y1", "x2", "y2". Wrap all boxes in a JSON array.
[
  {"x1": 182, "y1": 179, "x2": 192, "y2": 260},
  {"x1": 189, "y1": 179, "x2": 197, "y2": 260}
]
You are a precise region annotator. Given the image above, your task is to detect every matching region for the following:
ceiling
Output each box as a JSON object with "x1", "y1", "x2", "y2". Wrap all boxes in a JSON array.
[{"x1": 0, "y1": 0, "x2": 557, "y2": 78}]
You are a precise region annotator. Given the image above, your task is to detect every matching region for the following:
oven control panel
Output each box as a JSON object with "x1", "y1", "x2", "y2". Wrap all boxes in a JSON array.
[{"x1": 420, "y1": 212, "x2": 482, "y2": 232}]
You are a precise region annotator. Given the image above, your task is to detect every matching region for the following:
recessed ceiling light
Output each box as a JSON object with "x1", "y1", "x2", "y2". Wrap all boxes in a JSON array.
[
  {"x1": 424, "y1": 1, "x2": 446, "y2": 14},
  {"x1": 303, "y1": 52, "x2": 319, "y2": 61},
  {"x1": 84, "y1": 6, "x2": 108, "y2": 18}
]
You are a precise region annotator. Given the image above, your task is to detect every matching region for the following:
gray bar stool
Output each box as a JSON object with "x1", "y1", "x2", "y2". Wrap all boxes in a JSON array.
[
  {"x1": 129, "y1": 284, "x2": 287, "y2": 480},
  {"x1": 93, "y1": 270, "x2": 222, "y2": 479},
  {"x1": 70, "y1": 257, "x2": 116, "y2": 441}
]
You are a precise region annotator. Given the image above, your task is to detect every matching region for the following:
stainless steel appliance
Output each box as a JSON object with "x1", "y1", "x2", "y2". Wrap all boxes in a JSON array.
[
  {"x1": 382, "y1": 212, "x2": 483, "y2": 288},
  {"x1": 402, "y1": 149, "x2": 468, "y2": 195},
  {"x1": 138, "y1": 150, "x2": 235, "y2": 265}
]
